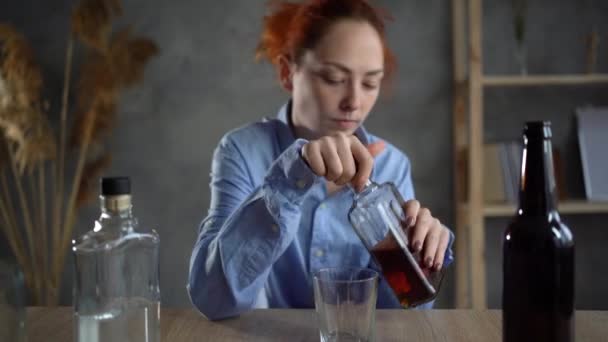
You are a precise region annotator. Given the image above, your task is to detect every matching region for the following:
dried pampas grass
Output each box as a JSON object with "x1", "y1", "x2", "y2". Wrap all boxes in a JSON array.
[
  {"x1": 70, "y1": 28, "x2": 158, "y2": 148},
  {"x1": 0, "y1": 136, "x2": 7, "y2": 171},
  {"x1": 71, "y1": 0, "x2": 122, "y2": 52},
  {"x1": 0, "y1": 24, "x2": 42, "y2": 107},
  {"x1": 109, "y1": 28, "x2": 159, "y2": 86},
  {"x1": 0, "y1": 24, "x2": 56, "y2": 173},
  {"x1": 77, "y1": 152, "x2": 112, "y2": 207},
  {"x1": 0, "y1": 0, "x2": 158, "y2": 305}
]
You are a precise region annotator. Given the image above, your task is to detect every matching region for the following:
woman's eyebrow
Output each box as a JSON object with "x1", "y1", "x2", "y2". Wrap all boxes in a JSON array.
[{"x1": 321, "y1": 61, "x2": 384, "y2": 76}]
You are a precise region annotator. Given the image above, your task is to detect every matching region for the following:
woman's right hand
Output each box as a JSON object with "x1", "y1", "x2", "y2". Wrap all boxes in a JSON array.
[{"x1": 301, "y1": 133, "x2": 385, "y2": 192}]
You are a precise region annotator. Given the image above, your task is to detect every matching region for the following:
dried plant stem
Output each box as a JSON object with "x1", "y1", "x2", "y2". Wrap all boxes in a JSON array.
[
  {"x1": 0, "y1": 179, "x2": 28, "y2": 286},
  {"x1": 0, "y1": 197, "x2": 23, "y2": 261},
  {"x1": 59, "y1": 36, "x2": 74, "y2": 211},
  {"x1": 7, "y1": 144, "x2": 42, "y2": 303},
  {"x1": 27, "y1": 170, "x2": 45, "y2": 302},
  {"x1": 52, "y1": 35, "x2": 74, "y2": 277},
  {"x1": 2, "y1": 153, "x2": 38, "y2": 301},
  {"x1": 0, "y1": 171, "x2": 20, "y2": 248},
  {"x1": 0, "y1": 171, "x2": 34, "y2": 296},
  {"x1": 53, "y1": 108, "x2": 94, "y2": 286},
  {"x1": 48, "y1": 160, "x2": 60, "y2": 298},
  {"x1": 27, "y1": 171, "x2": 44, "y2": 295},
  {"x1": 0, "y1": 193, "x2": 33, "y2": 289},
  {"x1": 0, "y1": 171, "x2": 27, "y2": 267},
  {"x1": 27, "y1": 173, "x2": 40, "y2": 232},
  {"x1": 39, "y1": 163, "x2": 49, "y2": 296},
  {"x1": 7, "y1": 149, "x2": 36, "y2": 257}
]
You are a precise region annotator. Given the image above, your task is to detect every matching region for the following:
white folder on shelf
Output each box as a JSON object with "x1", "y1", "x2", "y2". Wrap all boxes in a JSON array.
[{"x1": 576, "y1": 107, "x2": 608, "y2": 201}]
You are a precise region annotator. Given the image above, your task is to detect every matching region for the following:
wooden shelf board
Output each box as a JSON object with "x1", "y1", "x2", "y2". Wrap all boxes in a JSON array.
[
  {"x1": 483, "y1": 200, "x2": 608, "y2": 217},
  {"x1": 483, "y1": 74, "x2": 608, "y2": 87}
]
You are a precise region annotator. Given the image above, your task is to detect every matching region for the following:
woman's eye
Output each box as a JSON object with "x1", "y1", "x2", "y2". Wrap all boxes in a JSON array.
[
  {"x1": 363, "y1": 82, "x2": 379, "y2": 90},
  {"x1": 323, "y1": 76, "x2": 345, "y2": 85}
]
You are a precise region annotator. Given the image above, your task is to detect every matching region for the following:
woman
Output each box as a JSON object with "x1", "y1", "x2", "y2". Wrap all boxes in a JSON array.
[{"x1": 188, "y1": 0, "x2": 454, "y2": 320}]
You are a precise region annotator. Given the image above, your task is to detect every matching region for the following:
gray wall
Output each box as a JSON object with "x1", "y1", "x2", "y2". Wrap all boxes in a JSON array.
[{"x1": 1, "y1": 0, "x2": 606, "y2": 309}]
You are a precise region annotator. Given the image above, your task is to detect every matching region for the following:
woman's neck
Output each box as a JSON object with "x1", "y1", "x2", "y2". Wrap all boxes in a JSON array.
[{"x1": 289, "y1": 105, "x2": 321, "y2": 141}]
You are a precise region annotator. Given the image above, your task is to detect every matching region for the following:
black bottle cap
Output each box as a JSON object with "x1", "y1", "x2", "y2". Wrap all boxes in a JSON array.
[
  {"x1": 524, "y1": 121, "x2": 552, "y2": 139},
  {"x1": 101, "y1": 177, "x2": 131, "y2": 196}
]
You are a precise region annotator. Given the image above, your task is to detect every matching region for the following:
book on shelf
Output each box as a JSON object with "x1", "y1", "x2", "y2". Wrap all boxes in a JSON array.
[
  {"x1": 483, "y1": 141, "x2": 566, "y2": 206},
  {"x1": 502, "y1": 141, "x2": 521, "y2": 204},
  {"x1": 482, "y1": 141, "x2": 520, "y2": 204},
  {"x1": 576, "y1": 107, "x2": 608, "y2": 201},
  {"x1": 483, "y1": 143, "x2": 506, "y2": 203}
]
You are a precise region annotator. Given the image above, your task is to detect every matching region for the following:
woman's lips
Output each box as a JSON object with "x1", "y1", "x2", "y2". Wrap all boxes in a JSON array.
[{"x1": 331, "y1": 119, "x2": 359, "y2": 129}]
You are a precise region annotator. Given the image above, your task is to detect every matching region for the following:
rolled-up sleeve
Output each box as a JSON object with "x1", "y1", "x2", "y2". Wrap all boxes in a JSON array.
[{"x1": 188, "y1": 136, "x2": 321, "y2": 320}]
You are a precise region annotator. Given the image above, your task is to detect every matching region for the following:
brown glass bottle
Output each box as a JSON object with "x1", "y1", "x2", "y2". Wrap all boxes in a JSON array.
[{"x1": 503, "y1": 121, "x2": 574, "y2": 342}]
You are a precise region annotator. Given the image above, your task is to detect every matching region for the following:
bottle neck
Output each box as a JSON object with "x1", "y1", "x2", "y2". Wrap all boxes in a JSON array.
[
  {"x1": 351, "y1": 180, "x2": 377, "y2": 200},
  {"x1": 98, "y1": 195, "x2": 134, "y2": 232},
  {"x1": 518, "y1": 136, "x2": 558, "y2": 216}
]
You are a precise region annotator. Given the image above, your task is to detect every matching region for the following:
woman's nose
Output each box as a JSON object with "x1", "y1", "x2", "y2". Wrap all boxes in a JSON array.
[{"x1": 339, "y1": 83, "x2": 361, "y2": 114}]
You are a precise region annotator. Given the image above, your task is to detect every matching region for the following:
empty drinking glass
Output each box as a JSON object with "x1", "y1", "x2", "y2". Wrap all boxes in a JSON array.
[{"x1": 313, "y1": 267, "x2": 378, "y2": 342}]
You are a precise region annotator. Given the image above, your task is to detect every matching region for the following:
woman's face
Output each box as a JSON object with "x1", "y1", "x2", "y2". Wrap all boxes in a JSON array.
[{"x1": 286, "y1": 19, "x2": 385, "y2": 140}]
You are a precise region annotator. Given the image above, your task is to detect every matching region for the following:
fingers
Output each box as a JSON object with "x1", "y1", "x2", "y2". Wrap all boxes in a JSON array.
[
  {"x1": 320, "y1": 137, "x2": 342, "y2": 182},
  {"x1": 302, "y1": 135, "x2": 385, "y2": 190},
  {"x1": 403, "y1": 200, "x2": 421, "y2": 231},
  {"x1": 433, "y1": 227, "x2": 450, "y2": 271},
  {"x1": 405, "y1": 202, "x2": 450, "y2": 271},
  {"x1": 408, "y1": 203, "x2": 429, "y2": 254},
  {"x1": 350, "y1": 138, "x2": 373, "y2": 191},
  {"x1": 335, "y1": 135, "x2": 356, "y2": 186},
  {"x1": 302, "y1": 141, "x2": 326, "y2": 176},
  {"x1": 421, "y1": 218, "x2": 442, "y2": 269},
  {"x1": 304, "y1": 134, "x2": 452, "y2": 273}
]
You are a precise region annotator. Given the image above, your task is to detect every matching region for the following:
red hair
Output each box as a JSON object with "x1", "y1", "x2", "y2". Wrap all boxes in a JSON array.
[{"x1": 256, "y1": 0, "x2": 397, "y2": 84}]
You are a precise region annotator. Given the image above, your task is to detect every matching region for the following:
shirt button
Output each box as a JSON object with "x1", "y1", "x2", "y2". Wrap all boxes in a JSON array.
[
  {"x1": 296, "y1": 179, "x2": 307, "y2": 189},
  {"x1": 319, "y1": 203, "x2": 327, "y2": 209},
  {"x1": 315, "y1": 249, "x2": 324, "y2": 257},
  {"x1": 270, "y1": 224, "x2": 279, "y2": 233}
]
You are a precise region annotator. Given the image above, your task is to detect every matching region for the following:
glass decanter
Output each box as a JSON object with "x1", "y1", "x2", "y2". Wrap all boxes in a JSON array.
[
  {"x1": 348, "y1": 180, "x2": 446, "y2": 308},
  {"x1": 73, "y1": 177, "x2": 160, "y2": 342}
]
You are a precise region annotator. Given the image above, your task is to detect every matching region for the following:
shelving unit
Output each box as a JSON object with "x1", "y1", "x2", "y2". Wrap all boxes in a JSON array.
[
  {"x1": 451, "y1": 0, "x2": 608, "y2": 309},
  {"x1": 457, "y1": 201, "x2": 608, "y2": 218},
  {"x1": 484, "y1": 74, "x2": 608, "y2": 87}
]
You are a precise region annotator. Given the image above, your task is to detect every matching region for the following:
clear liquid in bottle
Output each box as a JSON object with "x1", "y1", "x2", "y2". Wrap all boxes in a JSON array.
[{"x1": 73, "y1": 177, "x2": 160, "y2": 342}]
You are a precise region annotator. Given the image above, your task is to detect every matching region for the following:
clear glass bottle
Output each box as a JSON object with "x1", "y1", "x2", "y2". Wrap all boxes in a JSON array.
[
  {"x1": 348, "y1": 180, "x2": 446, "y2": 308},
  {"x1": 73, "y1": 177, "x2": 160, "y2": 342},
  {"x1": 0, "y1": 257, "x2": 26, "y2": 342}
]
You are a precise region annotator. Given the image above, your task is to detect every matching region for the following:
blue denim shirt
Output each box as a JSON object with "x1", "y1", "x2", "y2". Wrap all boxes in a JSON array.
[{"x1": 188, "y1": 102, "x2": 454, "y2": 320}]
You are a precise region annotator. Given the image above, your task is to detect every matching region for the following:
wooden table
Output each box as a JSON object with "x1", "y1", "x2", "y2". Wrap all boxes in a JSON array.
[{"x1": 27, "y1": 307, "x2": 607, "y2": 341}]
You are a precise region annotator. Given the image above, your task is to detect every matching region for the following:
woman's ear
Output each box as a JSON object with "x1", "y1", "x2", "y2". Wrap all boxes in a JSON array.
[{"x1": 278, "y1": 55, "x2": 294, "y2": 92}]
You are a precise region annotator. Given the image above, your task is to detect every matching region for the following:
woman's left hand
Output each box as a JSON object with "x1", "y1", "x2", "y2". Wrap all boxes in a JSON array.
[{"x1": 402, "y1": 200, "x2": 450, "y2": 271}]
